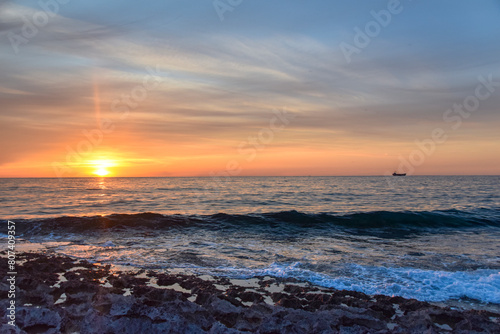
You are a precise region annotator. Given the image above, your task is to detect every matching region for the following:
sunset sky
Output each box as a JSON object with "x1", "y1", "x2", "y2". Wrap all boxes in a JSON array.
[{"x1": 1, "y1": 0, "x2": 499, "y2": 177}]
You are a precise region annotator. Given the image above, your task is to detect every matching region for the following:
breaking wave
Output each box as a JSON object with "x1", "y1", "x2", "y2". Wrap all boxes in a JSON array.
[{"x1": 9, "y1": 209, "x2": 500, "y2": 238}]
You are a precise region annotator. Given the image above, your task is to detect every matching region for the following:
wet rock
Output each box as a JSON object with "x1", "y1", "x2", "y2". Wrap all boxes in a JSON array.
[
  {"x1": 209, "y1": 298, "x2": 242, "y2": 328},
  {"x1": 178, "y1": 275, "x2": 202, "y2": 290},
  {"x1": 225, "y1": 286, "x2": 245, "y2": 299},
  {"x1": 133, "y1": 285, "x2": 186, "y2": 302},
  {"x1": 108, "y1": 295, "x2": 136, "y2": 316},
  {"x1": 338, "y1": 313, "x2": 385, "y2": 331},
  {"x1": 1, "y1": 252, "x2": 499, "y2": 334},
  {"x1": 208, "y1": 321, "x2": 240, "y2": 334},
  {"x1": 276, "y1": 296, "x2": 303, "y2": 309},
  {"x1": 239, "y1": 290, "x2": 264, "y2": 303},
  {"x1": 59, "y1": 280, "x2": 100, "y2": 295},
  {"x1": 64, "y1": 301, "x2": 94, "y2": 318},
  {"x1": 156, "y1": 274, "x2": 178, "y2": 286},
  {"x1": 369, "y1": 302, "x2": 396, "y2": 318},
  {"x1": 66, "y1": 292, "x2": 95, "y2": 306},
  {"x1": 20, "y1": 285, "x2": 54, "y2": 306},
  {"x1": 283, "y1": 284, "x2": 305, "y2": 294},
  {"x1": 219, "y1": 294, "x2": 243, "y2": 307},
  {"x1": 0, "y1": 324, "x2": 25, "y2": 334},
  {"x1": 195, "y1": 291, "x2": 216, "y2": 306},
  {"x1": 108, "y1": 274, "x2": 148, "y2": 288},
  {"x1": 17, "y1": 307, "x2": 61, "y2": 333},
  {"x1": 210, "y1": 297, "x2": 242, "y2": 315},
  {"x1": 399, "y1": 298, "x2": 432, "y2": 313}
]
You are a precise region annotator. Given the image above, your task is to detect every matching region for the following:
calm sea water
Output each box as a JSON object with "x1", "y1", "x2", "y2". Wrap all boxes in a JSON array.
[{"x1": 1, "y1": 176, "x2": 499, "y2": 309}]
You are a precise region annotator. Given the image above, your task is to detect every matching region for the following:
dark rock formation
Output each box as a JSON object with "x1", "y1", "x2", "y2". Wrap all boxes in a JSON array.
[{"x1": 0, "y1": 252, "x2": 499, "y2": 333}]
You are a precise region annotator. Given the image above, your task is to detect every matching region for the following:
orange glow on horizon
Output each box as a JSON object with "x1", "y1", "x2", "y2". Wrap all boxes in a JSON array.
[
  {"x1": 93, "y1": 168, "x2": 110, "y2": 177},
  {"x1": 89, "y1": 159, "x2": 116, "y2": 177},
  {"x1": 1, "y1": 138, "x2": 500, "y2": 177}
]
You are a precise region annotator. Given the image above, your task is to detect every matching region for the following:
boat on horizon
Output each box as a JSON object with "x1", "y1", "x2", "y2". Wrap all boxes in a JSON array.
[{"x1": 392, "y1": 172, "x2": 407, "y2": 176}]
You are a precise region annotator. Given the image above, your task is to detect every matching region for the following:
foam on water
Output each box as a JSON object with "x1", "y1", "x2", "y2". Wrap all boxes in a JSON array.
[
  {"x1": 7, "y1": 235, "x2": 500, "y2": 308},
  {"x1": 205, "y1": 262, "x2": 500, "y2": 305}
]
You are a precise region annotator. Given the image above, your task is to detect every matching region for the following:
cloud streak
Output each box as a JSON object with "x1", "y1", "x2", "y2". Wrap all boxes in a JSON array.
[{"x1": 1, "y1": 0, "x2": 499, "y2": 176}]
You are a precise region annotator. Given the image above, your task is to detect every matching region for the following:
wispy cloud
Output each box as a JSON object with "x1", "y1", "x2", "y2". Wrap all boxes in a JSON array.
[{"x1": 1, "y1": 0, "x2": 499, "y2": 176}]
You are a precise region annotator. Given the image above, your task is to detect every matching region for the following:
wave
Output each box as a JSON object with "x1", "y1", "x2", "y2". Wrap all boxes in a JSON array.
[{"x1": 7, "y1": 209, "x2": 500, "y2": 238}]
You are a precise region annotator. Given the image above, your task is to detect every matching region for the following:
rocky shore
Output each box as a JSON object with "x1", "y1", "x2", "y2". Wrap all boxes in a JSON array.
[{"x1": 1, "y1": 252, "x2": 499, "y2": 333}]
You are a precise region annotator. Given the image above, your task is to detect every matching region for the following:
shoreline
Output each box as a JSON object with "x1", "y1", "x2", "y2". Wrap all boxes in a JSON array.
[{"x1": 1, "y1": 252, "x2": 499, "y2": 333}]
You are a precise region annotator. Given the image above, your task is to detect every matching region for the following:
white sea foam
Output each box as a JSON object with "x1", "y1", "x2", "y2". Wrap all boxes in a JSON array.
[{"x1": 209, "y1": 262, "x2": 500, "y2": 305}]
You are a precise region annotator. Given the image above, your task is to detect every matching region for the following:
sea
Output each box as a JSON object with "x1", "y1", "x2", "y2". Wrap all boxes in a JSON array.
[{"x1": 1, "y1": 176, "x2": 499, "y2": 310}]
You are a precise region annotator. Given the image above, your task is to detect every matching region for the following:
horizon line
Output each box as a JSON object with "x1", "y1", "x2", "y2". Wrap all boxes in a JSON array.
[{"x1": 1, "y1": 174, "x2": 499, "y2": 179}]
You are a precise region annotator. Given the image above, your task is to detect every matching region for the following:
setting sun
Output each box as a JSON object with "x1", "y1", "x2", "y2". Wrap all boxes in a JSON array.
[
  {"x1": 89, "y1": 159, "x2": 116, "y2": 177},
  {"x1": 93, "y1": 168, "x2": 109, "y2": 177}
]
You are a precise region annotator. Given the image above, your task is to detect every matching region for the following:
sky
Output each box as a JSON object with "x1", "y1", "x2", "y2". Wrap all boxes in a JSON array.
[{"x1": 1, "y1": 0, "x2": 499, "y2": 177}]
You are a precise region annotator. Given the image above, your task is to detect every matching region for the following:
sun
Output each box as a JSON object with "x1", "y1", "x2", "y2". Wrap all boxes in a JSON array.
[
  {"x1": 89, "y1": 159, "x2": 115, "y2": 177},
  {"x1": 94, "y1": 168, "x2": 109, "y2": 177}
]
